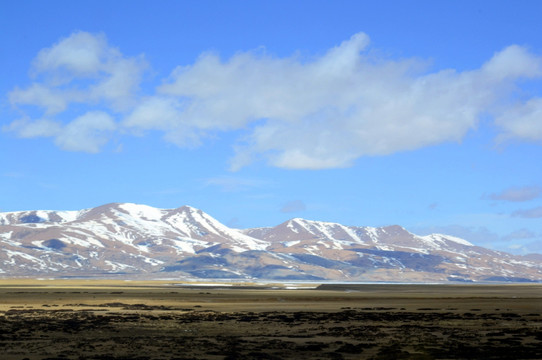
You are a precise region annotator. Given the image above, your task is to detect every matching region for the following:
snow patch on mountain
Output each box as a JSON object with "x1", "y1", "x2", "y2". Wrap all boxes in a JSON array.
[
  {"x1": 118, "y1": 203, "x2": 165, "y2": 221},
  {"x1": 424, "y1": 233, "x2": 474, "y2": 247},
  {"x1": 0, "y1": 203, "x2": 540, "y2": 282}
]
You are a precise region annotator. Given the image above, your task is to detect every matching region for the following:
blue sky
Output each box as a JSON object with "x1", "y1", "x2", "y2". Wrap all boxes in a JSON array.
[{"x1": 2, "y1": 1, "x2": 542, "y2": 254}]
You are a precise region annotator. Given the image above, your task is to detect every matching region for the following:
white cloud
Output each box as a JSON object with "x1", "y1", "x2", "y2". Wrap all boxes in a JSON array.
[
  {"x1": 4, "y1": 117, "x2": 62, "y2": 138},
  {"x1": 4, "y1": 111, "x2": 115, "y2": 153},
  {"x1": 29, "y1": 31, "x2": 147, "y2": 108},
  {"x1": 32, "y1": 31, "x2": 109, "y2": 78},
  {"x1": 5, "y1": 31, "x2": 146, "y2": 152},
  {"x1": 6, "y1": 31, "x2": 542, "y2": 166},
  {"x1": 123, "y1": 96, "x2": 202, "y2": 147},
  {"x1": 495, "y1": 97, "x2": 542, "y2": 143},
  {"x1": 481, "y1": 45, "x2": 542, "y2": 80},
  {"x1": 8, "y1": 83, "x2": 78, "y2": 115},
  {"x1": 88, "y1": 55, "x2": 147, "y2": 111},
  {"x1": 152, "y1": 33, "x2": 542, "y2": 169},
  {"x1": 54, "y1": 111, "x2": 116, "y2": 153}
]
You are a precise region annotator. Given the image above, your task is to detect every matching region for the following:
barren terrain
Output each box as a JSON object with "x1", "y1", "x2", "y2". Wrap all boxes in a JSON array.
[{"x1": 0, "y1": 280, "x2": 541, "y2": 359}]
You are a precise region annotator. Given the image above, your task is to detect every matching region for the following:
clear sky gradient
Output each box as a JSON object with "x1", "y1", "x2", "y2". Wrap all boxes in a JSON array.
[{"x1": 2, "y1": 1, "x2": 542, "y2": 254}]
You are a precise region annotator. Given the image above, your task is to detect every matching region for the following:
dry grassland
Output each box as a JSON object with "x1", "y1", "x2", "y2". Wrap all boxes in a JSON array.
[{"x1": 0, "y1": 280, "x2": 541, "y2": 359}]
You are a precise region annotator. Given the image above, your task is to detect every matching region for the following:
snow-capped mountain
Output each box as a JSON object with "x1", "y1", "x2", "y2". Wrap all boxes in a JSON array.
[{"x1": 1, "y1": 203, "x2": 541, "y2": 282}]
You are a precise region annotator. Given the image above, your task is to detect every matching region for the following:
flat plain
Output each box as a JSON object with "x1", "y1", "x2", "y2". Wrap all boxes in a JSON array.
[{"x1": 0, "y1": 280, "x2": 541, "y2": 359}]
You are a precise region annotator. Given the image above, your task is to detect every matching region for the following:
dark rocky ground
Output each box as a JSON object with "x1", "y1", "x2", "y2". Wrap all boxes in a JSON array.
[
  {"x1": 0, "y1": 283, "x2": 541, "y2": 359},
  {"x1": 1, "y1": 305, "x2": 541, "y2": 359}
]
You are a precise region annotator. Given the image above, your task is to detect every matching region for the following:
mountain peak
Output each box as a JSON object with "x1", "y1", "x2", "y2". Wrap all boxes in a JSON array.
[
  {"x1": 0, "y1": 203, "x2": 540, "y2": 282},
  {"x1": 116, "y1": 203, "x2": 165, "y2": 221}
]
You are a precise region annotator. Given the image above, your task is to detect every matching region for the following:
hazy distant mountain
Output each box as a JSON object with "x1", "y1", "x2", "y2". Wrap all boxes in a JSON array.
[{"x1": 1, "y1": 203, "x2": 541, "y2": 282}]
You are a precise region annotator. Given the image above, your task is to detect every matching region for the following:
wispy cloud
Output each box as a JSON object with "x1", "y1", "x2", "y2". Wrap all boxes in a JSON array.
[
  {"x1": 486, "y1": 185, "x2": 542, "y2": 202},
  {"x1": 411, "y1": 224, "x2": 500, "y2": 244},
  {"x1": 503, "y1": 228, "x2": 537, "y2": 241},
  {"x1": 280, "y1": 200, "x2": 306, "y2": 213},
  {"x1": 512, "y1": 206, "x2": 542, "y2": 218},
  {"x1": 226, "y1": 217, "x2": 242, "y2": 228},
  {"x1": 505, "y1": 233, "x2": 542, "y2": 254},
  {"x1": 2, "y1": 171, "x2": 25, "y2": 178},
  {"x1": 6, "y1": 31, "x2": 542, "y2": 169},
  {"x1": 410, "y1": 224, "x2": 541, "y2": 255},
  {"x1": 204, "y1": 176, "x2": 271, "y2": 192}
]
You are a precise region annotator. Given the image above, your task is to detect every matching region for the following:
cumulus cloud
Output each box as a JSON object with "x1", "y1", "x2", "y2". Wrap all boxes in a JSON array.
[
  {"x1": 487, "y1": 186, "x2": 542, "y2": 202},
  {"x1": 54, "y1": 111, "x2": 116, "y2": 153},
  {"x1": 25, "y1": 31, "x2": 147, "y2": 110},
  {"x1": 151, "y1": 33, "x2": 542, "y2": 169},
  {"x1": 3, "y1": 112, "x2": 116, "y2": 153},
  {"x1": 123, "y1": 96, "x2": 203, "y2": 147},
  {"x1": 5, "y1": 31, "x2": 146, "y2": 152},
  {"x1": 512, "y1": 206, "x2": 542, "y2": 218},
  {"x1": 481, "y1": 45, "x2": 542, "y2": 80},
  {"x1": 4, "y1": 117, "x2": 62, "y2": 138},
  {"x1": 495, "y1": 97, "x2": 542, "y2": 143},
  {"x1": 5, "y1": 31, "x2": 542, "y2": 166},
  {"x1": 8, "y1": 84, "x2": 76, "y2": 115},
  {"x1": 32, "y1": 31, "x2": 109, "y2": 77}
]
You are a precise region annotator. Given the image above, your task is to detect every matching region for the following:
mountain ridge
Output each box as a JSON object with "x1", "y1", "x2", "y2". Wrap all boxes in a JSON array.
[{"x1": 1, "y1": 203, "x2": 541, "y2": 282}]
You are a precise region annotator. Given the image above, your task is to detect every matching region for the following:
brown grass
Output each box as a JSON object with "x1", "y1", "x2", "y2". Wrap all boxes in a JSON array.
[{"x1": 0, "y1": 280, "x2": 541, "y2": 359}]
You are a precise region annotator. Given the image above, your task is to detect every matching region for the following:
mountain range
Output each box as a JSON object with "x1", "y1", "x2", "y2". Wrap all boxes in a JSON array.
[{"x1": 1, "y1": 203, "x2": 541, "y2": 282}]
